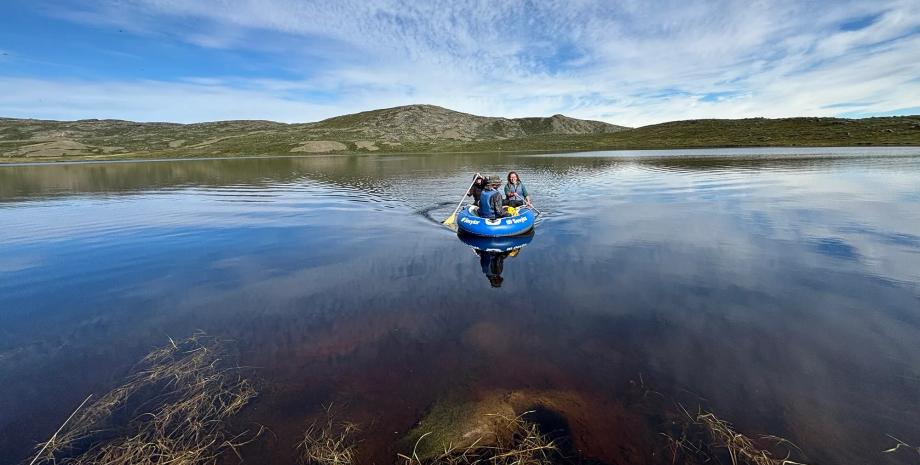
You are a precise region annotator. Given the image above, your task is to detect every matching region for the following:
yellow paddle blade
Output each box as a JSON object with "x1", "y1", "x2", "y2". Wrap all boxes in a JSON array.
[{"x1": 443, "y1": 213, "x2": 457, "y2": 226}]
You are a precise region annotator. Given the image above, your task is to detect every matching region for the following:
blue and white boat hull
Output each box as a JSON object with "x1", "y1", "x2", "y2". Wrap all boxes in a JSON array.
[{"x1": 455, "y1": 205, "x2": 536, "y2": 237}]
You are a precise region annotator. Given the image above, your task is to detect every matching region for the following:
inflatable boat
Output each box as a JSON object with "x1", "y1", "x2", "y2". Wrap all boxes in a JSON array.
[
  {"x1": 455, "y1": 205, "x2": 536, "y2": 237},
  {"x1": 457, "y1": 230, "x2": 534, "y2": 252}
]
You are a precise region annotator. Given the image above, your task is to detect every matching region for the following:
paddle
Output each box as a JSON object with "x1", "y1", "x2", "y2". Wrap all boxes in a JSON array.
[{"x1": 443, "y1": 173, "x2": 480, "y2": 226}]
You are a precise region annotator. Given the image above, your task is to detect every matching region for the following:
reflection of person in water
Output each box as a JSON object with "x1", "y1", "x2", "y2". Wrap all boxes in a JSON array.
[
  {"x1": 477, "y1": 249, "x2": 507, "y2": 287},
  {"x1": 460, "y1": 233, "x2": 532, "y2": 288}
]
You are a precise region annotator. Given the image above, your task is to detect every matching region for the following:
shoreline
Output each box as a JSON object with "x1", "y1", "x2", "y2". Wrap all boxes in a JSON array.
[
  {"x1": 3, "y1": 143, "x2": 920, "y2": 166},
  {"x1": 3, "y1": 112, "x2": 918, "y2": 164}
]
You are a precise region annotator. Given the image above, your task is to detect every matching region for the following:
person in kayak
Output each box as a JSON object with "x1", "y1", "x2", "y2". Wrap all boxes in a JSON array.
[
  {"x1": 477, "y1": 175, "x2": 506, "y2": 219},
  {"x1": 467, "y1": 172, "x2": 487, "y2": 206},
  {"x1": 503, "y1": 171, "x2": 531, "y2": 208}
]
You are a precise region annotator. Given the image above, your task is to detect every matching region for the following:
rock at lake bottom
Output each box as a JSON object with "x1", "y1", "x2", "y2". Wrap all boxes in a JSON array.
[{"x1": 398, "y1": 389, "x2": 653, "y2": 464}]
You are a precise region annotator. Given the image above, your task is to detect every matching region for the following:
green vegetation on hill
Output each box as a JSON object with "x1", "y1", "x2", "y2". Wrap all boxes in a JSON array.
[
  {"x1": 1, "y1": 104, "x2": 918, "y2": 163},
  {"x1": 423, "y1": 116, "x2": 920, "y2": 153}
]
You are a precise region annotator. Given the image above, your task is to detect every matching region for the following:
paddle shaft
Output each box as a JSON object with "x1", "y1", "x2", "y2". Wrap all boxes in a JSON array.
[{"x1": 445, "y1": 174, "x2": 480, "y2": 222}]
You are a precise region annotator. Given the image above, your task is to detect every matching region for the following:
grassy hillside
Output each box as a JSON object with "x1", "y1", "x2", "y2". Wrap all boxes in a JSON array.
[
  {"x1": 1, "y1": 105, "x2": 918, "y2": 163},
  {"x1": 421, "y1": 116, "x2": 920, "y2": 153}
]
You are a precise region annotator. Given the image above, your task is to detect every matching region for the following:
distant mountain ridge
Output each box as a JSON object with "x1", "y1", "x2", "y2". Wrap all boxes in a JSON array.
[
  {"x1": 311, "y1": 104, "x2": 627, "y2": 141},
  {"x1": 1, "y1": 105, "x2": 918, "y2": 161},
  {"x1": 0, "y1": 104, "x2": 628, "y2": 158}
]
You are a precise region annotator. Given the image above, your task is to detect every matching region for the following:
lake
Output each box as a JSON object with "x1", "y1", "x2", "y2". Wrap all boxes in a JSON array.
[{"x1": 1, "y1": 147, "x2": 919, "y2": 465}]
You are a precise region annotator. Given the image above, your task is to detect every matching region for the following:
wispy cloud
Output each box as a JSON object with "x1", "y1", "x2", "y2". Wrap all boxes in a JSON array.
[
  {"x1": 0, "y1": 77, "x2": 351, "y2": 122},
  {"x1": 4, "y1": 0, "x2": 919, "y2": 125}
]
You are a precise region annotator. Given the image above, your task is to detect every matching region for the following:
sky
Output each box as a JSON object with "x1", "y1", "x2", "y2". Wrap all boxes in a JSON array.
[{"x1": 1, "y1": 0, "x2": 918, "y2": 127}]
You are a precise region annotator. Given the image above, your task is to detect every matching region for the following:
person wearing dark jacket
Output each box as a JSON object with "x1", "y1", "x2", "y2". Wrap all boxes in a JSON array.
[
  {"x1": 467, "y1": 173, "x2": 487, "y2": 206},
  {"x1": 477, "y1": 175, "x2": 505, "y2": 219}
]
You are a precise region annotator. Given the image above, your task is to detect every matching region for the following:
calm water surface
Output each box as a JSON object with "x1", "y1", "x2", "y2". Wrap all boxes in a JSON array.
[{"x1": 1, "y1": 148, "x2": 919, "y2": 464}]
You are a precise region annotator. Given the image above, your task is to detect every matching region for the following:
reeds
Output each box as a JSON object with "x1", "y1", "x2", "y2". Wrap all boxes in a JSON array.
[
  {"x1": 28, "y1": 333, "x2": 259, "y2": 465},
  {"x1": 297, "y1": 405, "x2": 360, "y2": 465},
  {"x1": 397, "y1": 411, "x2": 558, "y2": 465},
  {"x1": 696, "y1": 411, "x2": 806, "y2": 465},
  {"x1": 883, "y1": 435, "x2": 920, "y2": 458}
]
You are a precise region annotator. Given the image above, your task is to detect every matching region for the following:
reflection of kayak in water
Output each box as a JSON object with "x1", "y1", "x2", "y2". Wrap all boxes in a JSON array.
[
  {"x1": 455, "y1": 205, "x2": 536, "y2": 237},
  {"x1": 457, "y1": 230, "x2": 534, "y2": 252}
]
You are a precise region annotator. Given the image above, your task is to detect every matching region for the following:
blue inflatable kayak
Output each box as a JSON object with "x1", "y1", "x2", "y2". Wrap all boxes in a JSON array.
[{"x1": 455, "y1": 205, "x2": 536, "y2": 237}]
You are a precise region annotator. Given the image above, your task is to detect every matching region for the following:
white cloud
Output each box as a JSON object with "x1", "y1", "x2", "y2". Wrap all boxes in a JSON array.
[
  {"x1": 0, "y1": 77, "x2": 348, "y2": 123},
  {"x1": 8, "y1": 0, "x2": 920, "y2": 125}
]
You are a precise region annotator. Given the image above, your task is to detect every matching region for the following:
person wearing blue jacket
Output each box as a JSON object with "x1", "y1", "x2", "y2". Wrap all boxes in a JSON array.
[{"x1": 477, "y1": 175, "x2": 505, "y2": 219}]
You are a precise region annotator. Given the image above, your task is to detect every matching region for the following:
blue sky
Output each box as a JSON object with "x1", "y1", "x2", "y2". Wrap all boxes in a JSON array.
[{"x1": 1, "y1": 0, "x2": 918, "y2": 126}]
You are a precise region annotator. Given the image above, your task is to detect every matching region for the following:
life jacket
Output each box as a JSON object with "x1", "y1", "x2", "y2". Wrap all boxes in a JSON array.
[
  {"x1": 478, "y1": 189, "x2": 500, "y2": 218},
  {"x1": 506, "y1": 182, "x2": 525, "y2": 199}
]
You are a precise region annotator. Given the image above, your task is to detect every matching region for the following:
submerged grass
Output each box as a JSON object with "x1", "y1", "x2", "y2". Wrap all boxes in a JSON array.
[
  {"x1": 24, "y1": 346, "x2": 822, "y2": 465},
  {"x1": 657, "y1": 404, "x2": 809, "y2": 465},
  {"x1": 696, "y1": 411, "x2": 806, "y2": 465},
  {"x1": 882, "y1": 435, "x2": 920, "y2": 459},
  {"x1": 397, "y1": 411, "x2": 559, "y2": 465},
  {"x1": 298, "y1": 405, "x2": 361, "y2": 465},
  {"x1": 294, "y1": 382, "x2": 814, "y2": 465},
  {"x1": 629, "y1": 375, "x2": 810, "y2": 465},
  {"x1": 27, "y1": 333, "x2": 260, "y2": 465}
]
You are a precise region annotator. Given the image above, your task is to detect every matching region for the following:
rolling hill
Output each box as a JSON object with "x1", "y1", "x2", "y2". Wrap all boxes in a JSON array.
[{"x1": 0, "y1": 104, "x2": 918, "y2": 162}]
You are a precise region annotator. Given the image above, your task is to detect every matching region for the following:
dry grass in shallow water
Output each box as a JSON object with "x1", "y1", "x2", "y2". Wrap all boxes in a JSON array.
[
  {"x1": 298, "y1": 406, "x2": 360, "y2": 465},
  {"x1": 398, "y1": 411, "x2": 559, "y2": 465},
  {"x1": 27, "y1": 333, "x2": 260, "y2": 465},
  {"x1": 883, "y1": 434, "x2": 920, "y2": 458},
  {"x1": 695, "y1": 411, "x2": 807, "y2": 465}
]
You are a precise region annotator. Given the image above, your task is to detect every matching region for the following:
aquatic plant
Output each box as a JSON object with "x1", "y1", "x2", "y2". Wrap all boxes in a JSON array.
[
  {"x1": 397, "y1": 411, "x2": 559, "y2": 465},
  {"x1": 297, "y1": 405, "x2": 360, "y2": 465},
  {"x1": 22, "y1": 345, "x2": 824, "y2": 465},
  {"x1": 695, "y1": 411, "x2": 807, "y2": 465},
  {"x1": 882, "y1": 435, "x2": 920, "y2": 459},
  {"x1": 27, "y1": 333, "x2": 260, "y2": 465}
]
